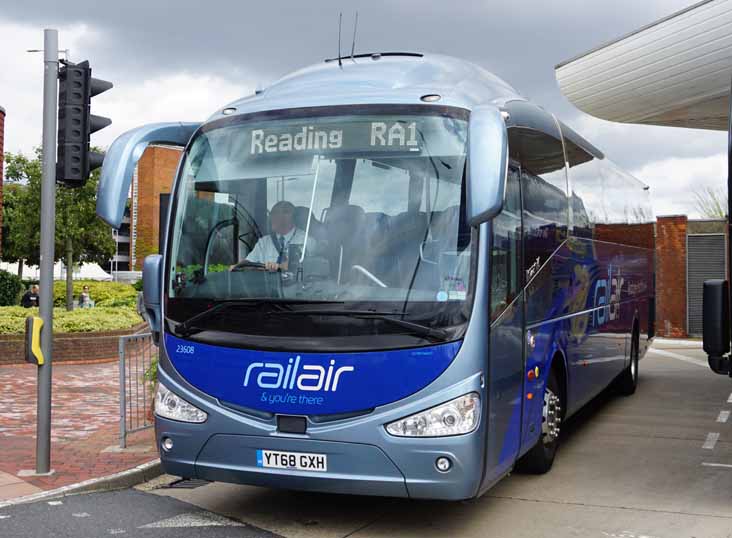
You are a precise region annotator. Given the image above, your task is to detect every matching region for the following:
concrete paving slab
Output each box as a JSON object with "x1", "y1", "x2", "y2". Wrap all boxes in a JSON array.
[
  {"x1": 0, "y1": 481, "x2": 42, "y2": 502},
  {"x1": 0, "y1": 472, "x2": 23, "y2": 488}
]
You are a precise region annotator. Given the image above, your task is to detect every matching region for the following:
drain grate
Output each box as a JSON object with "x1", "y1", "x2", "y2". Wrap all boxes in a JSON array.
[{"x1": 166, "y1": 478, "x2": 210, "y2": 489}]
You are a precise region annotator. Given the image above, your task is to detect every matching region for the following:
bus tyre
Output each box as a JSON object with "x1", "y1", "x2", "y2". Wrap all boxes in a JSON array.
[
  {"x1": 516, "y1": 370, "x2": 562, "y2": 474},
  {"x1": 616, "y1": 331, "x2": 639, "y2": 396}
]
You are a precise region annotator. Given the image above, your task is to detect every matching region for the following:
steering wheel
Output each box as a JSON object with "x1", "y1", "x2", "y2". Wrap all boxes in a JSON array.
[{"x1": 230, "y1": 260, "x2": 266, "y2": 272}]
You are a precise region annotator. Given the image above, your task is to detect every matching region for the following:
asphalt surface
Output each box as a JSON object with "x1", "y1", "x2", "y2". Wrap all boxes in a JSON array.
[{"x1": 3, "y1": 340, "x2": 732, "y2": 538}]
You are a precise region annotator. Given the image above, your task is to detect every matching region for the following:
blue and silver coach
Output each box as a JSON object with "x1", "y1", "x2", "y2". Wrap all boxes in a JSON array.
[{"x1": 97, "y1": 52, "x2": 654, "y2": 500}]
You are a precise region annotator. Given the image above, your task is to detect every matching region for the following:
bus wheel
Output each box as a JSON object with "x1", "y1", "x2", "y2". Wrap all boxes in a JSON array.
[
  {"x1": 516, "y1": 370, "x2": 562, "y2": 474},
  {"x1": 616, "y1": 331, "x2": 639, "y2": 396}
]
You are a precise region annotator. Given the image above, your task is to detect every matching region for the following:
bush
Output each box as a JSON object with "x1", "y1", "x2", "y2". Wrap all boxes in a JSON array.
[
  {"x1": 132, "y1": 279, "x2": 144, "y2": 292},
  {"x1": 52, "y1": 280, "x2": 138, "y2": 308},
  {"x1": 0, "y1": 305, "x2": 142, "y2": 334},
  {"x1": 0, "y1": 270, "x2": 23, "y2": 306}
]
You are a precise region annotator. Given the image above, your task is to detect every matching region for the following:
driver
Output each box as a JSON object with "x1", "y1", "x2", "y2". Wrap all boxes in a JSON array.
[{"x1": 242, "y1": 201, "x2": 307, "y2": 272}]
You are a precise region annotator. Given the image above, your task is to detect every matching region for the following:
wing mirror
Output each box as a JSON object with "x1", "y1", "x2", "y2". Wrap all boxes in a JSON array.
[
  {"x1": 96, "y1": 122, "x2": 200, "y2": 229},
  {"x1": 143, "y1": 255, "x2": 163, "y2": 344},
  {"x1": 466, "y1": 106, "x2": 508, "y2": 227}
]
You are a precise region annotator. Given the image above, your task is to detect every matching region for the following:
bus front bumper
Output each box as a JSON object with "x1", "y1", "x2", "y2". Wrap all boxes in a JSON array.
[{"x1": 155, "y1": 418, "x2": 483, "y2": 500}]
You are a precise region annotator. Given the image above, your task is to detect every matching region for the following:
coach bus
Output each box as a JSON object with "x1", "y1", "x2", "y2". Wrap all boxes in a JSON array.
[{"x1": 97, "y1": 53, "x2": 654, "y2": 500}]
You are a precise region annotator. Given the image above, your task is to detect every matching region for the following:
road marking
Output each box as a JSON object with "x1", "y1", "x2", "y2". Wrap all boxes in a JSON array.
[
  {"x1": 717, "y1": 410, "x2": 730, "y2": 423},
  {"x1": 602, "y1": 531, "x2": 657, "y2": 538},
  {"x1": 0, "y1": 515, "x2": 10, "y2": 520},
  {"x1": 702, "y1": 462, "x2": 732, "y2": 469},
  {"x1": 47, "y1": 500, "x2": 63, "y2": 506},
  {"x1": 139, "y1": 511, "x2": 245, "y2": 528},
  {"x1": 703, "y1": 432, "x2": 720, "y2": 449},
  {"x1": 647, "y1": 348, "x2": 706, "y2": 367},
  {"x1": 72, "y1": 512, "x2": 90, "y2": 518},
  {"x1": 108, "y1": 530, "x2": 126, "y2": 535},
  {"x1": 728, "y1": 393, "x2": 732, "y2": 404}
]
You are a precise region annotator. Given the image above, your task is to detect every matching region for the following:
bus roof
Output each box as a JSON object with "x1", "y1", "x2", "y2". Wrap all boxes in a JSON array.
[{"x1": 209, "y1": 53, "x2": 524, "y2": 122}]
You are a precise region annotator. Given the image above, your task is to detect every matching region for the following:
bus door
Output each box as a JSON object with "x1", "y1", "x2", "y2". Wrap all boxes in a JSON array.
[{"x1": 482, "y1": 163, "x2": 525, "y2": 486}]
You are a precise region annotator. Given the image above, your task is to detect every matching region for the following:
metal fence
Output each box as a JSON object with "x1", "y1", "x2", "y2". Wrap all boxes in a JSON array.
[{"x1": 119, "y1": 332, "x2": 157, "y2": 448}]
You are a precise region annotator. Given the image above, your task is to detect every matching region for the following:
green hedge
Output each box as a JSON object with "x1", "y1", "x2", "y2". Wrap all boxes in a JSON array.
[
  {"x1": 0, "y1": 306, "x2": 142, "y2": 334},
  {"x1": 52, "y1": 280, "x2": 138, "y2": 307},
  {"x1": 0, "y1": 270, "x2": 23, "y2": 306}
]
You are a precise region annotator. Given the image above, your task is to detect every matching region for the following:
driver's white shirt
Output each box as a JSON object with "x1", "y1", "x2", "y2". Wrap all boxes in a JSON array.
[{"x1": 245, "y1": 227, "x2": 307, "y2": 264}]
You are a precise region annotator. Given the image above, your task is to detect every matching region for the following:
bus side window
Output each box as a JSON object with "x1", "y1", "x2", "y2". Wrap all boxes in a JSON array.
[
  {"x1": 514, "y1": 130, "x2": 568, "y2": 275},
  {"x1": 490, "y1": 166, "x2": 522, "y2": 321}
]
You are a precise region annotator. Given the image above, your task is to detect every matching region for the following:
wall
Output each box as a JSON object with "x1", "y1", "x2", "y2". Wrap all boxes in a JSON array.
[
  {"x1": 655, "y1": 215, "x2": 687, "y2": 337},
  {"x1": 595, "y1": 222, "x2": 655, "y2": 250},
  {"x1": 0, "y1": 324, "x2": 147, "y2": 365},
  {"x1": 132, "y1": 145, "x2": 182, "y2": 270}
]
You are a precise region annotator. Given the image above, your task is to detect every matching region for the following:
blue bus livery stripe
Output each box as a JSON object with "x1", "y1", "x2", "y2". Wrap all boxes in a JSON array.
[{"x1": 165, "y1": 334, "x2": 461, "y2": 415}]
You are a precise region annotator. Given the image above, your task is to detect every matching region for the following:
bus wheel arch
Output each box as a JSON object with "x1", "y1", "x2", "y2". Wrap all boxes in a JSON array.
[
  {"x1": 617, "y1": 319, "x2": 640, "y2": 395},
  {"x1": 516, "y1": 349, "x2": 566, "y2": 474},
  {"x1": 549, "y1": 349, "x2": 568, "y2": 422}
]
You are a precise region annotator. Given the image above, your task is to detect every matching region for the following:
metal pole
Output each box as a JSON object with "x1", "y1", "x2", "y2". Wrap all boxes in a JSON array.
[
  {"x1": 728, "y1": 74, "x2": 732, "y2": 357},
  {"x1": 36, "y1": 28, "x2": 58, "y2": 475}
]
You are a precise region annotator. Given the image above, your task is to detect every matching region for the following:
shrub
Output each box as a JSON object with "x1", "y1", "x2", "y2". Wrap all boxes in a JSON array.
[
  {"x1": 0, "y1": 305, "x2": 142, "y2": 334},
  {"x1": 0, "y1": 270, "x2": 23, "y2": 306},
  {"x1": 53, "y1": 280, "x2": 138, "y2": 308},
  {"x1": 132, "y1": 279, "x2": 144, "y2": 292}
]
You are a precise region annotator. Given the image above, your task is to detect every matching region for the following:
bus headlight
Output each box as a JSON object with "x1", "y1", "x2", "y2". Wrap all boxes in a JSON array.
[
  {"x1": 155, "y1": 381, "x2": 208, "y2": 423},
  {"x1": 385, "y1": 393, "x2": 480, "y2": 437}
]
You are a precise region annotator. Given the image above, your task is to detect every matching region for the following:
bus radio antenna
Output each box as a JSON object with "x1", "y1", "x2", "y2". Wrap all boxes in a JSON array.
[
  {"x1": 350, "y1": 12, "x2": 359, "y2": 61},
  {"x1": 338, "y1": 12, "x2": 343, "y2": 68}
]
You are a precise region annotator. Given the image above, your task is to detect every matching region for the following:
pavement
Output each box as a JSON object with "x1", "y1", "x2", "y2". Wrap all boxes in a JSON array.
[
  {"x1": 0, "y1": 360, "x2": 157, "y2": 501},
  {"x1": 3, "y1": 339, "x2": 732, "y2": 537}
]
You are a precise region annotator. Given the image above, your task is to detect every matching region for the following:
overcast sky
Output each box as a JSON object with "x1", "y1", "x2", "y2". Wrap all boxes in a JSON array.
[{"x1": 0, "y1": 0, "x2": 726, "y2": 217}]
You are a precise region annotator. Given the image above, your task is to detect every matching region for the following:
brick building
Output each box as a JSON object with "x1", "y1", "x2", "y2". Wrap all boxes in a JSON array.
[
  {"x1": 655, "y1": 216, "x2": 727, "y2": 338},
  {"x1": 108, "y1": 145, "x2": 182, "y2": 274},
  {"x1": 0, "y1": 105, "x2": 5, "y2": 257}
]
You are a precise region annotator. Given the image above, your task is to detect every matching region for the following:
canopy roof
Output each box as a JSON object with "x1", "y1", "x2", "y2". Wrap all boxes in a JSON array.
[{"x1": 556, "y1": 0, "x2": 732, "y2": 131}]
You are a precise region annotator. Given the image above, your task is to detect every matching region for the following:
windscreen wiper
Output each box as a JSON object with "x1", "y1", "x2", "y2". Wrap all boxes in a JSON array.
[
  {"x1": 174, "y1": 300, "x2": 271, "y2": 337},
  {"x1": 173, "y1": 300, "x2": 345, "y2": 337},
  {"x1": 265, "y1": 309, "x2": 449, "y2": 342}
]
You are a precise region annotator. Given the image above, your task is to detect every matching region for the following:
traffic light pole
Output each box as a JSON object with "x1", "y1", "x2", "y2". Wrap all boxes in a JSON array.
[{"x1": 36, "y1": 28, "x2": 58, "y2": 475}]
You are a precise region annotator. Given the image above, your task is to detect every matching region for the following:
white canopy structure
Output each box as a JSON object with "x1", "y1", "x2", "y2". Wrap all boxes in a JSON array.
[
  {"x1": 556, "y1": 0, "x2": 732, "y2": 131},
  {"x1": 556, "y1": 0, "x2": 732, "y2": 375},
  {"x1": 0, "y1": 261, "x2": 113, "y2": 281}
]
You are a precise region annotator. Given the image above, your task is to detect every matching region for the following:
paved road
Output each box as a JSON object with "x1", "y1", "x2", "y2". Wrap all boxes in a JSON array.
[{"x1": 3, "y1": 341, "x2": 732, "y2": 538}]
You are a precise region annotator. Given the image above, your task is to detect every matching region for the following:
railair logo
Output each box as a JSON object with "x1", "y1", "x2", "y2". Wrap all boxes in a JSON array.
[{"x1": 243, "y1": 357, "x2": 354, "y2": 392}]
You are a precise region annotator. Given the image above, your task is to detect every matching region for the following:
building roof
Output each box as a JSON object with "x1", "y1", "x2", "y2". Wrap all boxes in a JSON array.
[{"x1": 555, "y1": 0, "x2": 732, "y2": 131}]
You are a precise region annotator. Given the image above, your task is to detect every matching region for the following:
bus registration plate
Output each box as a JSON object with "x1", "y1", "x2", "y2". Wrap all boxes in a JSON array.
[{"x1": 256, "y1": 449, "x2": 327, "y2": 472}]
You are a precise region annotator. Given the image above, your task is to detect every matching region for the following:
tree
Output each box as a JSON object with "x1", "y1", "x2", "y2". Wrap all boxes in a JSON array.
[
  {"x1": 0, "y1": 182, "x2": 28, "y2": 278},
  {"x1": 3, "y1": 149, "x2": 115, "y2": 310},
  {"x1": 693, "y1": 186, "x2": 727, "y2": 219}
]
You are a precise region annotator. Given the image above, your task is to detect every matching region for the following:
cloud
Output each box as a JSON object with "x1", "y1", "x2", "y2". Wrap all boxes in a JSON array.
[
  {"x1": 2, "y1": 1, "x2": 723, "y2": 221},
  {"x1": 0, "y1": 17, "x2": 256, "y2": 156},
  {"x1": 94, "y1": 72, "x2": 252, "y2": 148},
  {"x1": 0, "y1": 19, "x2": 96, "y2": 154},
  {"x1": 631, "y1": 153, "x2": 727, "y2": 217}
]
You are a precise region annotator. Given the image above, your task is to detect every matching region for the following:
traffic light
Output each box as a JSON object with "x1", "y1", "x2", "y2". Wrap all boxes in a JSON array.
[{"x1": 56, "y1": 60, "x2": 112, "y2": 187}]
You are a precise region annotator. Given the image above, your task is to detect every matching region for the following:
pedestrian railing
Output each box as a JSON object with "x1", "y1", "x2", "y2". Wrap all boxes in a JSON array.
[{"x1": 119, "y1": 332, "x2": 157, "y2": 448}]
